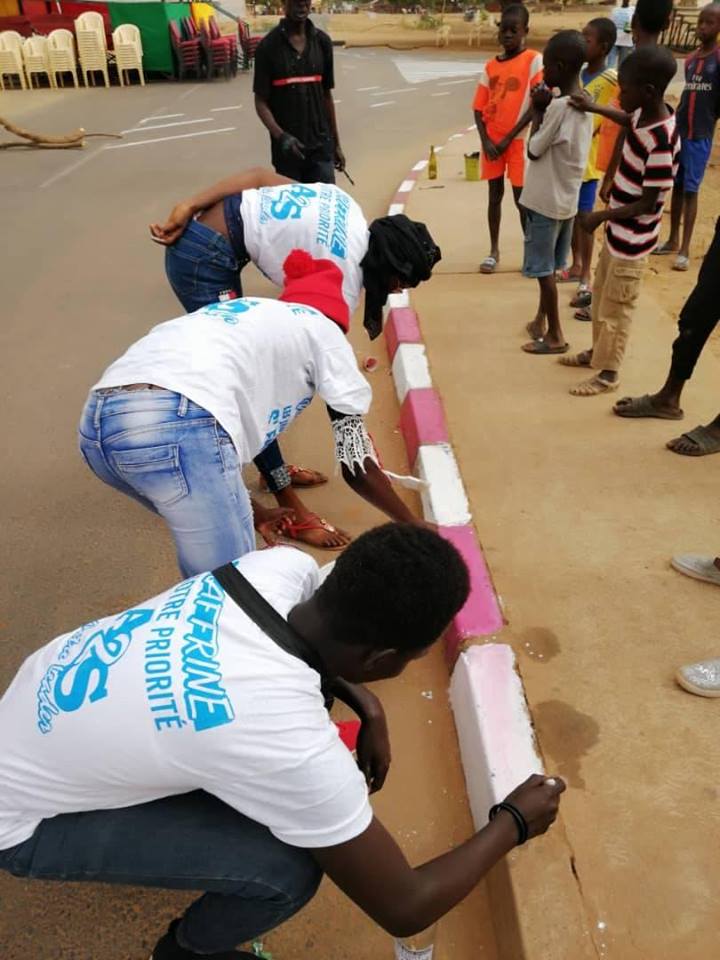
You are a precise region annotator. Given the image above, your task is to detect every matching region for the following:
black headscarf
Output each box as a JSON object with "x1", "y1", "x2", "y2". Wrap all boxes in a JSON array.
[{"x1": 361, "y1": 215, "x2": 442, "y2": 340}]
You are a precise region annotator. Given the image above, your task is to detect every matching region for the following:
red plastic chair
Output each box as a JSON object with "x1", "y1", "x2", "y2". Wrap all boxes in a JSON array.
[
  {"x1": 238, "y1": 20, "x2": 261, "y2": 71},
  {"x1": 196, "y1": 16, "x2": 232, "y2": 81},
  {"x1": 169, "y1": 19, "x2": 201, "y2": 80},
  {"x1": 208, "y1": 16, "x2": 237, "y2": 76}
]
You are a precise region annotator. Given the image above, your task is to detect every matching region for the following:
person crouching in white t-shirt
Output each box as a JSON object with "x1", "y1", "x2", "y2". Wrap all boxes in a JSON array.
[
  {"x1": 149, "y1": 168, "x2": 441, "y2": 553},
  {"x1": 79, "y1": 250, "x2": 425, "y2": 578},
  {"x1": 0, "y1": 523, "x2": 566, "y2": 960}
]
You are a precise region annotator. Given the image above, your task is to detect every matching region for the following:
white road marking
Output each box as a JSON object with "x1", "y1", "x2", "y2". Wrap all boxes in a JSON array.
[
  {"x1": 139, "y1": 113, "x2": 184, "y2": 123},
  {"x1": 178, "y1": 84, "x2": 201, "y2": 100},
  {"x1": 392, "y1": 57, "x2": 483, "y2": 84},
  {"x1": 370, "y1": 100, "x2": 395, "y2": 108},
  {"x1": 431, "y1": 91, "x2": 451, "y2": 97},
  {"x1": 357, "y1": 85, "x2": 380, "y2": 91},
  {"x1": 438, "y1": 78, "x2": 476, "y2": 86},
  {"x1": 372, "y1": 87, "x2": 416, "y2": 96},
  {"x1": 39, "y1": 148, "x2": 102, "y2": 190},
  {"x1": 211, "y1": 104, "x2": 243, "y2": 112},
  {"x1": 106, "y1": 127, "x2": 236, "y2": 150},
  {"x1": 122, "y1": 118, "x2": 213, "y2": 134},
  {"x1": 334, "y1": 99, "x2": 342, "y2": 104}
]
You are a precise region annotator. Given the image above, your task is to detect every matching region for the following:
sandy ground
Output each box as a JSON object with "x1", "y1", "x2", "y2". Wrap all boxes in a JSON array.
[
  {"x1": 0, "y1": 54, "x2": 498, "y2": 960},
  {"x1": 407, "y1": 131, "x2": 720, "y2": 959}
]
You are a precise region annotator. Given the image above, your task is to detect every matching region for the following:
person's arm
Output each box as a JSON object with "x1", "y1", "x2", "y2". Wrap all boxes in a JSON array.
[
  {"x1": 600, "y1": 128, "x2": 625, "y2": 203},
  {"x1": 472, "y1": 74, "x2": 498, "y2": 159},
  {"x1": 570, "y1": 92, "x2": 631, "y2": 127},
  {"x1": 149, "y1": 168, "x2": 293, "y2": 245},
  {"x1": 526, "y1": 87, "x2": 560, "y2": 161},
  {"x1": 340, "y1": 446, "x2": 419, "y2": 525},
  {"x1": 579, "y1": 185, "x2": 661, "y2": 233},
  {"x1": 495, "y1": 106, "x2": 534, "y2": 155},
  {"x1": 253, "y1": 40, "x2": 306, "y2": 160},
  {"x1": 313, "y1": 774, "x2": 566, "y2": 937},
  {"x1": 324, "y1": 90, "x2": 345, "y2": 171},
  {"x1": 321, "y1": 33, "x2": 344, "y2": 171},
  {"x1": 331, "y1": 679, "x2": 390, "y2": 793}
]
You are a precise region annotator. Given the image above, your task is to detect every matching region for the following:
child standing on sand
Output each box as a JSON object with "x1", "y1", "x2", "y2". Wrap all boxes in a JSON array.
[
  {"x1": 560, "y1": 46, "x2": 680, "y2": 396},
  {"x1": 654, "y1": 3, "x2": 720, "y2": 272},
  {"x1": 472, "y1": 3, "x2": 542, "y2": 275},
  {"x1": 520, "y1": 31, "x2": 593, "y2": 356}
]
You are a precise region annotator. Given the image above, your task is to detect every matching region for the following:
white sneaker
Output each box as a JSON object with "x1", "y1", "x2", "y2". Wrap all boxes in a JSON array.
[
  {"x1": 670, "y1": 554, "x2": 720, "y2": 586},
  {"x1": 676, "y1": 657, "x2": 720, "y2": 697}
]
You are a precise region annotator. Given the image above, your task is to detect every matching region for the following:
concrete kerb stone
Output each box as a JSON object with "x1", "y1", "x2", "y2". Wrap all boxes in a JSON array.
[{"x1": 381, "y1": 133, "x2": 595, "y2": 960}]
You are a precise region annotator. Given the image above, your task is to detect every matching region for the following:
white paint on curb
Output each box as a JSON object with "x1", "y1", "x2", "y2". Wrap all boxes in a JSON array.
[
  {"x1": 391, "y1": 343, "x2": 432, "y2": 403},
  {"x1": 412, "y1": 160, "x2": 428, "y2": 172},
  {"x1": 450, "y1": 645, "x2": 543, "y2": 830},
  {"x1": 388, "y1": 203, "x2": 405, "y2": 216},
  {"x1": 387, "y1": 290, "x2": 410, "y2": 309},
  {"x1": 397, "y1": 179, "x2": 416, "y2": 193},
  {"x1": 415, "y1": 444, "x2": 471, "y2": 526}
]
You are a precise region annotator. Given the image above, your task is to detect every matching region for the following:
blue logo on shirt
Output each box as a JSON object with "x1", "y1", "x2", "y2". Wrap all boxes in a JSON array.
[
  {"x1": 264, "y1": 184, "x2": 318, "y2": 221},
  {"x1": 204, "y1": 299, "x2": 261, "y2": 324}
]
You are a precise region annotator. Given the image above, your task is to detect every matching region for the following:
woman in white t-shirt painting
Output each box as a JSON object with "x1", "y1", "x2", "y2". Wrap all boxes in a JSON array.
[
  {"x1": 79, "y1": 251, "x2": 425, "y2": 578},
  {"x1": 0, "y1": 524, "x2": 566, "y2": 960},
  {"x1": 149, "y1": 168, "x2": 440, "y2": 550}
]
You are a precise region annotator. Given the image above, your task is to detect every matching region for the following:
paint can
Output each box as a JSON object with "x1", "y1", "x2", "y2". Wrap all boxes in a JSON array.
[{"x1": 464, "y1": 152, "x2": 480, "y2": 181}]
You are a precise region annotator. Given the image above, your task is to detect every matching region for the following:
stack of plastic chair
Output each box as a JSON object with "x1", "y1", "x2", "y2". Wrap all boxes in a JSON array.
[
  {"x1": 169, "y1": 18, "x2": 201, "y2": 81},
  {"x1": 197, "y1": 15, "x2": 232, "y2": 80},
  {"x1": 112, "y1": 23, "x2": 144, "y2": 87},
  {"x1": 0, "y1": 29, "x2": 27, "y2": 89},
  {"x1": 48, "y1": 28, "x2": 78, "y2": 88},
  {"x1": 238, "y1": 20, "x2": 261, "y2": 72},
  {"x1": 22, "y1": 34, "x2": 55, "y2": 88},
  {"x1": 74, "y1": 10, "x2": 109, "y2": 87},
  {"x1": 208, "y1": 17, "x2": 237, "y2": 77}
]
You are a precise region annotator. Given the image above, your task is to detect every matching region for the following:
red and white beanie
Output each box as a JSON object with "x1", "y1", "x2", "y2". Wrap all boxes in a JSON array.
[{"x1": 279, "y1": 249, "x2": 350, "y2": 333}]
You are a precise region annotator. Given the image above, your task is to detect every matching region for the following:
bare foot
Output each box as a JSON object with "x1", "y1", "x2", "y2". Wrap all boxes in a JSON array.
[{"x1": 525, "y1": 318, "x2": 546, "y2": 340}]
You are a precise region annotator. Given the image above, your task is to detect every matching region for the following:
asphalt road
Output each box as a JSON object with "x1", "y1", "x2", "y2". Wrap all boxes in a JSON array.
[{"x1": 0, "y1": 49, "x2": 496, "y2": 960}]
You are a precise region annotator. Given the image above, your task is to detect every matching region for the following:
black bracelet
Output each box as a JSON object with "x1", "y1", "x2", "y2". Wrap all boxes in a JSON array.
[{"x1": 488, "y1": 801, "x2": 529, "y2": 846}]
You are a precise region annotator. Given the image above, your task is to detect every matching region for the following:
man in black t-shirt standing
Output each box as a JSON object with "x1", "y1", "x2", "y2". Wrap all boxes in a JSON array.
[{"x1": 253, "y1": 0, "x2": 344, "y2": 183}]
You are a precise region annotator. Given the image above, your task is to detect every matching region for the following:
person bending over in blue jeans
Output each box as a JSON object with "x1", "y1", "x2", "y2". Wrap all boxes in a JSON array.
[
  {"x1": 0, "y1": 523, "x2": 566, "y2": 959},
  {"x1": 79, "y1": 250, "x2": 425, "y2": 577},
  {"x1": 150, "y1": 166, "x2": 441, "y2": 549}
]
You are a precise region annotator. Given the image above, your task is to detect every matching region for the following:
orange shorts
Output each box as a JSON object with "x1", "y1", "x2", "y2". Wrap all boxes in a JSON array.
[{"x1": 481, "y1": 137, "x2": 526, "y2": 188}]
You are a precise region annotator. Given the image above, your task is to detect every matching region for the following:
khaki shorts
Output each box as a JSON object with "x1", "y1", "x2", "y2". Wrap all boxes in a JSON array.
[{"x1": 591, "y1": 243, "x2": 647, "y2": 373}]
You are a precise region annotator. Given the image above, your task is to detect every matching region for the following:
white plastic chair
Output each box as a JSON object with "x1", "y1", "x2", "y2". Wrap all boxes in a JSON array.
[
  {"x1": 0, "y1": 30, "x2": 28, "y2": 90},
  {"x1": 48, "y1": 29, "x2": 79, "y2": 88},
  {"x1": 112, "y1": 23, "x2": 144, "y2": 86},
  {"x1": 23, "y1": 35, "x2": 55, "y2": 89},
  {"x1": 75, "y1": 13, "x2": 109, "y2": 88}
]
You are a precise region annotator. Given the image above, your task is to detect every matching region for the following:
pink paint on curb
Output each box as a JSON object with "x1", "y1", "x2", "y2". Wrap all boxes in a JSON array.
[
  {"x1": 399, "y1": 388, "x2": 448, "y2": 466},
  {"x1": 385, "y1": 307, "x2": 422, "y2": 361},
  {"x1": 439, "y1": 525, "x2": 505, "y2": 665}
]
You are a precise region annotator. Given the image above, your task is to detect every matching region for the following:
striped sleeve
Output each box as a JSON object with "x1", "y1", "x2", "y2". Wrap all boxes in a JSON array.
[
  {"x1": 529, "y1": 52, "x2": 543, "y2": 89},
  {"x1": 642, "y1": 129, "x2": 677, "y2": 190},
  {"x1": 473, "y1": 65, "x2": 490, "y2": 111}
]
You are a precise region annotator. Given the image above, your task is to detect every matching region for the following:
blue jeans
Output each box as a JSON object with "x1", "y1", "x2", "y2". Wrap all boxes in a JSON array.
[
  {"x1": 78, "y1": 388, "x2": 256, "y2": 578},
  {"x1": 0, "y1": 791, "x2": 322, "y2": 954},
  {"x1": 164, "y1": 220, "x2": 289, "y2": 495}
]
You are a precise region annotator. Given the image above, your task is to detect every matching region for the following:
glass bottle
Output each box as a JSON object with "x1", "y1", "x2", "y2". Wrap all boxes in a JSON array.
[
  {"x1": 394, "y1": 922, "x2": 438, "y2": 960},
  {"x1": 427, "y1": 145, "x2": 438, "y2": 180}
]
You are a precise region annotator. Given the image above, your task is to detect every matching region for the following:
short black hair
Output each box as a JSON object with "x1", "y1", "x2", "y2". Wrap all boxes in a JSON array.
[
  {"x1": 501, "y1": 3, "x2": 529, "y2": 28},
  {"x1": 317, "y1": 523, "x2": 470, "y2": 654},
  {"x1": 545, "y1": 29, "x2": 587, "y2": 74},
  {"x1": 620, "y1": 44, "x2": 677, "y2": 96},
  {"x1": 586, "y1": 17, "x2": 617, "y2": 51},
  {"x1": 633, "y1": 0, "x2": 673, "y2": 34}
]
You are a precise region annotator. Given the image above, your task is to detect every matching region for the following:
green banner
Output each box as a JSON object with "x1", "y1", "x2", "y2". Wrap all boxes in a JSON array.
[{"x1": 108, "y1": 2, "x2": 191, "y2": 74}]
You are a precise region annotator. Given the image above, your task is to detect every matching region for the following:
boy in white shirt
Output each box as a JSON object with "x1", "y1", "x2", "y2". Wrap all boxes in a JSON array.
[
  {"x1": 0, "y1": 523, "x2": 566, "y2": 959},
  {"x1": 79, "y1": 251, "x2": 422, "y2": 578},
  {"x1": 520, "y1": 31, "x2": 594, "y2": 356}
]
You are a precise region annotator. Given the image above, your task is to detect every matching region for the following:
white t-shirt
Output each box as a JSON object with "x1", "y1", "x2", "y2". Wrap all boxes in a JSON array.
[
  {"x1": 520, "y1": 96, "x2": 594, "y2": 220},
  {"x1": 92, "y1": 297, "x2": 372, "y2": 466},
  {"x1": 240, "y1": 183, "x2": 369, "y2": 313},
  {"x1": 612, "y1": 5, "x2": 635, "y2": 47},
  {"x1": 0, "y1": 548, "x2": 372, "y2": 851}
]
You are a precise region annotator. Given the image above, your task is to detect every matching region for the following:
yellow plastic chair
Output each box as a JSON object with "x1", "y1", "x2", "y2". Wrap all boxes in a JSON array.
[
  {"x1": 112, "y1": 23, "x2": 144, "y2": 87},
  {"x1": 0, "y1": 29, "x2": 27, "y2": 90},
  {"x1": 48, "y1": 28, "x2": 79, "y2": 88},
  {"x1": 23, "y1": 35, "x2": 55, "y2": 89}
]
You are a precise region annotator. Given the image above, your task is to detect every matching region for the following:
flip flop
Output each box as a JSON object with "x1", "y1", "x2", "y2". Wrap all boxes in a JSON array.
[
  {"x1": 480, "y1": 256, "x2": 498, "y2": 274},
  {"x1": 652, "y1": 242, "x2": 677, "y2": 256},
  {"x1": 522, "y1": 339, "x2": 570, "y2": 355},
  {"x1": 671, "y1": 554, "x2": 720, "y2": 587},
  {"x1": 574, "y1": 307, "x2": 591, "y2": 322},
  {"x1": 259, "y1": 464, "x2": 328, "y2": 490},
  {"x1": 569, "y1": 375, "x2": 619, "y2": 396},
  {"x1": 676, "y1": 658, "x2": 720, "y2": 697},
  {"x1": 555, "y1": 268, "x2": 582, "y2": 283},
  {"x1": 666, "y1": 424, "x2": 720, "y2": 457},
  {"x1": 279, "y1": 514, "x2": 349, "y2": 551},
  {"x1": 673, "y1": 255, "x2": 690, "y2": 272},
  {"x1": 613, "y1": 394, "x2": 684, "y2": 420}
]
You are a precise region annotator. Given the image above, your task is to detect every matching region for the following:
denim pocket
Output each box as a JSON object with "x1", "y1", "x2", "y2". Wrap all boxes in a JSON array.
[{"x1": 110, "y1": 444, "x2": 188, "y2": 507}]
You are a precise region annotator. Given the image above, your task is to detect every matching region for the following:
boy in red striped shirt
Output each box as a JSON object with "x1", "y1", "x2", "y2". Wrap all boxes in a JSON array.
[{"x1": 560, "y1": 46, "x2": 680, "y2": 397}]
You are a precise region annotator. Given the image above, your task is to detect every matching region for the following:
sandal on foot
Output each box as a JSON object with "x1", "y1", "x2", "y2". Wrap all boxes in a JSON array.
[
  {"x1": 652, "y1": 241, "x2": 677, "y2": 256},
  {"x1": 279, "y1": 514, "x2": 350, "y2": 550},
  {"x1": 570, "y1": 285, "x2": 592, "y2": 308},
  {"x1": 521, "y1": 339, "x2": 569, "y2": 355},
  {"x1": 667, "y1": 424, "x2": 720, "y2": 457},
  {"x1": 480, "y1": 256, "x2": 498, "y2": 274},
  {"x1": 676, "y1": 657, "x2": 720, "y2": 697},
  {"x1": 671, "y1": 554, "x2": 720, "y2": 587},
  {"x1": 569, "y1": 375, "x2": 619, "y2": 396},
  {"x1": 673, "y1": 255, "x2": 690, "y2": 272},
  {"x1": 574, "y1": 307, "x2": 592, "y2": 322},
  {"x1": 558, "y1": 350, "x2": 592, "y2": 367},
  {"x1": 555, "y1": 268, "x2": 581, "y2": 283},
  {"x1": 259, "y1": 464, "x2": 328, "y2": 490},
  {"x1": 613, "y1": 394, "x2": 684, "y2": 420}
]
